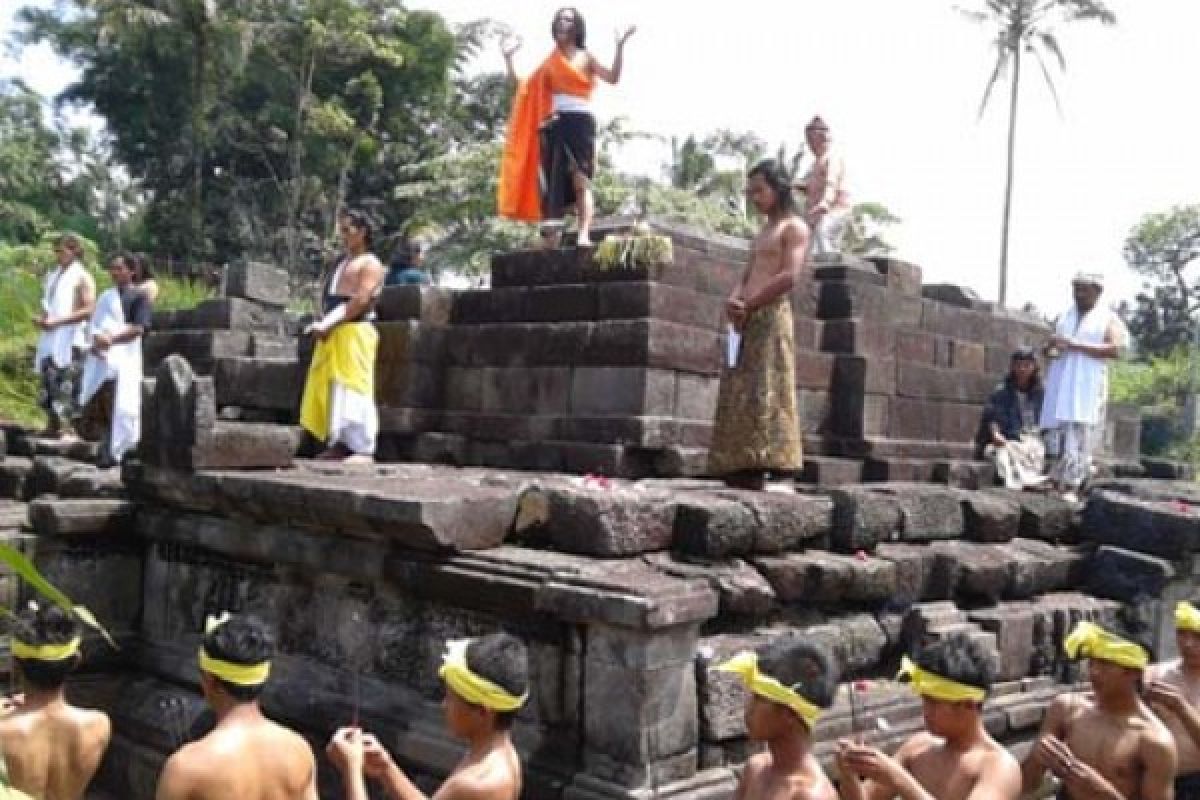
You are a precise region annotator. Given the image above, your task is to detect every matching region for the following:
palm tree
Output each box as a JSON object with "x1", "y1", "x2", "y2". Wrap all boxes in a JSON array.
[{"x1": 961, "y1": 0, "x2": 1116, "y2": 307}]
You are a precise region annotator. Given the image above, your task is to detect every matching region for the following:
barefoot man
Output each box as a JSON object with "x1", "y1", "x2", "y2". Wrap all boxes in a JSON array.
[
  {"x1": 34, "y1": 232, "x2": 95, "y2": 439},
  {"x1": 1022, "y1": 620, "x2": 1176, "y2": 800},
  {"x1": 716, "y1": 638, "x2": 839, "y2": 800},
  {"x1": 1146, "y1": 601, "x2": 1200, "y2": 799},
  {"x1": 708, "y1": 158, "x2": 808, "y2": 491},
  {"x1": 328, "y1": 633, "x2": 528, "y2": 800},
  {"x1": 837, "y1": 632, "x2": 1021, "y2": 800},
  {"x1": 299, "y1": 208, "x2": 384, "y2": 462},
  {"x1": 0, "y1": 604, "x2": 111, "y2": 800},
  {"x1": 155, "y1": 612, "x2": 319, "y2": 799}
]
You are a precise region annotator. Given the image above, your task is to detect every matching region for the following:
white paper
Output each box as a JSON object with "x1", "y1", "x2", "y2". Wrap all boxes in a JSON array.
[{"x1": 725, "y1": 325, "x2": 741, "y2": 369}]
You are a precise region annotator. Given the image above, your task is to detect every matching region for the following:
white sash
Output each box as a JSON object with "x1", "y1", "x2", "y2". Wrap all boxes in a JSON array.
[{"x1": 1040, "y1": 305, "x2": 1125, "y2": 427}]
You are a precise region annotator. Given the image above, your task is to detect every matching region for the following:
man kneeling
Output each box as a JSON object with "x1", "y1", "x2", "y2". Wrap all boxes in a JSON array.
[
  {"x1": 1022, "y1": 620, "x2": 1175, "y2": 799},
  {"x1": 717, "y1": 638, "x2": 838, "y2": 800},
  {"x1": 155, "y1": 613, "x2": 318, "y2": 799},
  {"x1": 329, "y1": 632, "x2": 527, "y2": 800},
  {"x1": 837, "y1": 633, "x2": 1021, "y2": 800},
  {"x1": 0, "y1": 603, "x2": 111, "y2": 800}
]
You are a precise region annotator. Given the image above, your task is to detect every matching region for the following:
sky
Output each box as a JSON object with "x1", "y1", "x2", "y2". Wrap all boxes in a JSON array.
[{"x1": 4, "y1": 1, "x2": 1198, "y2": 310}]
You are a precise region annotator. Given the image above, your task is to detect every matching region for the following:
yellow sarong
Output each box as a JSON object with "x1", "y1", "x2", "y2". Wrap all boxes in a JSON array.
[{"x1": 300, "y1": 322, "x2": 378, "y2": 442}]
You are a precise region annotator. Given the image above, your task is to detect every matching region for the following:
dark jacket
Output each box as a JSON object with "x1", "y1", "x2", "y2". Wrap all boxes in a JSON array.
[{"x1": 976, "y1": 381, "x2": 1044, "y2": 454}]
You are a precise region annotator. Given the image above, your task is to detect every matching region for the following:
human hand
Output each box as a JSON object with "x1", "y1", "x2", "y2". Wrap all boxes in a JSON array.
[
  {"x1": 326, "y1": 727, "x2": 365, "y2": 776},
  {"x1": 991, "y1": 430, "x2": 1007, "y2": 447},
  {"x1": 725, "y1": 297, "x2": 746, "y2": 330},
  {"x1": 836, "y1": 742, "x2": 905, "y2": 787},
  {"x1": 360, "y1": 733, "x2": 398, "y2": 780},
  {"x1": 0, "y1": 693, "x2": 25, "y2": 715},
  {"x1": 1145, "y1": 680, "x2": 1189, "y2": 716},
  {"x1": 93, "y1": 332, "x2": 112, "y2": 351},
  {"x1": 501, "y1": 34, "x2": 522, "y2": 58},
  {"x1": 36, "y1": 316, "x2": 56, "y2": 331},
  {"x1": 617, "y1": 25, "x2": 637, "y2": 46},
  {"x1": 1049, "y1": 335, "x2": 1072, "y2": 352}
]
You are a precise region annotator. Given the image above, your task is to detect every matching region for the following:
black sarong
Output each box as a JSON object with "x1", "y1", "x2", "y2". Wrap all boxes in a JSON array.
[
  {"x1": 539, "y1": 111, "x2": 595, "y2": 220},
  {"x1": 1177, "y1": 772, "x2": 1200, "y2": 800}
]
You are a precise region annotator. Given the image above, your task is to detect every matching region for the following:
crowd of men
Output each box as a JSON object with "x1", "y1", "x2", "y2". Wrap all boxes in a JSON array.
[{"x1": 7, "y1": 603, "x2": 1200, "y2": 800}]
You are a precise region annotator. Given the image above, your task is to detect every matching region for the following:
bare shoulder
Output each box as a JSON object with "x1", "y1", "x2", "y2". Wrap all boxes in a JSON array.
[
  {"x1": 442, "y1": 750, "x2": 519, "y2": 800},
  {"x1": 784, "y1": 215, "x2": 810, "y2": 238},
  {"x1": 158, "y1": 741, "x2": 214, "y2": 795},
  {"x1": 896, "y1": 731, "x2": 940, "y2": 764},
  {"x1": 741, "y1": 751, "x2": 772, "y2": 777},
  {"x1": 981, "y1": 738, "x2": 1021, "y2": 776}
]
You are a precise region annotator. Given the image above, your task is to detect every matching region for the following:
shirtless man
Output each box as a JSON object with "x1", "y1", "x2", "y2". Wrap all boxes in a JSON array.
[
  {"x1": 328, "y1": 633, "x2": 527, "y2": 800},
  {"x1": 707, "y1": 158, "x2": 809, "y2": 490},
  {"x1": 796, "y1": 117, "x2": 850, "y2": 259},
  {"x1": 716, "y1": 638, "x2": 838, "y2": 800},
  {"x1": 1022, "y1": 620, "x2": 1176, "y2": 800},
  {"x1": 0, "y1": 604, "x2": 111, "y2": 800},
  {"x1": 837, "y1": 633, "x2": 1021, "y2": 800},
  {"x1": 298, "y1": 208, "x2": 384, "y2": 462},
  {"x1": 1145, "y1": 601, "x2": 1200, "y2": 799},
  {"x1": 155, "y1": 612, "x2": 318, "y2": 800}
]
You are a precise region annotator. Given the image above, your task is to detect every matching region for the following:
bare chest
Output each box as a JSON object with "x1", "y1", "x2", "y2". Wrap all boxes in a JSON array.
[
  {"x1": 907, "y1": 749, "x2": 984, "y2": 800},
  {"x1": 1065, "y1": 718, "x2": 1143, "y2": 793}
]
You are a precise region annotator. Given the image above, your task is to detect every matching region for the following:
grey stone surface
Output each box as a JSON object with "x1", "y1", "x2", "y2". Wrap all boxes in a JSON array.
[
  {"x1": 646, "y1": 555, "x2": 776, "y2": 617},
  {"x1": 222, "y1": 260, "x2": 290, "y2": 307},
  {"x1": 28, "y1": 496, "x2": 134, "y2": 537},
  {"x1": 154, "y1": 297, "x2": 285, "y2": 332},
  {"x1": 1084, "y1": 488, "x2": 1200, "y2": 560},
  {"x1": 828, "y1": 487, "x2": 903, "y2": 552},
  {"x1": 751, "y1": 551, "x2": 897, "y2": 607},
  {"x1": 0, "y1": 457, "x2": 33, "y2": 501},
  {"x1": 513, "y1": 482, "x2": 677, "y2": 556},
  {"x1": 1086, "y1": 545, "x2": 1176, "y2": 602},
  {"x1": 962, "y1": 492, "x2": 1020, "y2": 542},
  {"x1": 868, "y1": 484, "x2": 965, "y2": 542}
]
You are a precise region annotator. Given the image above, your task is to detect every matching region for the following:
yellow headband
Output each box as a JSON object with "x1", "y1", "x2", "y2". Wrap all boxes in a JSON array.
[
  {"x1": 1177, "y1": 602, "x2": 1200, "y2": 634},
  {"x1": 715, "y1": 651, "x2": 823, "y2": 729},
  {"x1": 897, "y1": 656, "x2": 987, "y2": 703},
  {"x1": 438, "y1": 639, "x2": 527, "y2": 713},
  {"x1": 197, "y1": 612, "x2": 271, "y2": 687},
  {"x1": 1063, "y1": 621, "x2": 1148, "y2": 669},
  {"x1": 11, "y1": 636, "x2": 81, "y2": 662}
]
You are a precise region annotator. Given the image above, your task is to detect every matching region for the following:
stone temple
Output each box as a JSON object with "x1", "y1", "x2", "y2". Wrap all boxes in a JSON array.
[{"x1": 0, "y1": 219, "x2": 1195, "y2": 800}]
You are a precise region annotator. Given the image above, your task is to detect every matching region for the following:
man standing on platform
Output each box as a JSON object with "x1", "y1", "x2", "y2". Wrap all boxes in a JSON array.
[
  {"x1": 299, "y1": 209, "x2": 383, "y2": 462},
  {"x1": 78, "y1": 253, "x2": 152, "y2": 468},
  {"x1": 34, "y1": 233, "x2": 95, "y2": 439},
  {"x1": 708, "y1": 159, "x2": 808, "y2": 491},
  {"x1": 1039, "y1": 272, "x2": 1128, "y2": 503},
  {"x1": 797, "y1": 117, "x2": 851, "y2": 259},
  {"x1": 1146, "y1": 601, "x2": 1200, "y2": 799}
]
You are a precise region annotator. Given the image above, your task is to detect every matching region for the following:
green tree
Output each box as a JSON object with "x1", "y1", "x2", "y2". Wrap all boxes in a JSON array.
[
  {"x1": 843, "y1": 202, "x2": 902, "y2": 258},
  {"x1": 1123, "y1": 205, "x2": 1200, "y2": 356},
  {"x1": 961, "y1": 0, "x2": 1116, "y2": 307}
]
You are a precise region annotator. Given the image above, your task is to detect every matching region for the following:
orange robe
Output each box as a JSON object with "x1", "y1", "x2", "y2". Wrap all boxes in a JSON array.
[{"x1": 497, "y1": 50, "x2": 594, "y2": 222}]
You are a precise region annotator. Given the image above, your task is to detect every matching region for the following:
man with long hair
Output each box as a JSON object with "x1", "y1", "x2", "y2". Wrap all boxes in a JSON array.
[
  {"x1": 978, "y1": 347, "x2": 1048, "y2": 490},
  {"x1": 708, "y1": 159, "x2": 808, "y2": 490},
  {"x1": 34, "y1": 232, "x2": 95, "y2": 439},
  {"x1": 497, "y1": 8, "x2": 635, "y2": 248}
]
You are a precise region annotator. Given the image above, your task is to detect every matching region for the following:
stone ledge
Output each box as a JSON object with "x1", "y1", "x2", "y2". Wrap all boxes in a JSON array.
[{"x1": 28, "y1": 495, "x2": 134, "y2": 537}]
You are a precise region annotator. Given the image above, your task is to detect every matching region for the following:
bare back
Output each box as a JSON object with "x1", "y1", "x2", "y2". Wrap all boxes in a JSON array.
[
  {"x1": 156, "y1": 716, "x2": 317, "y2": 800},
  {"x1": 435, "y1": 739, "x2": 523, "y2": 800},
  {"x1": 741, "y1": 216, "x2": 809, "y2": 306},
  {"x1": 894, "y1": 732, "x2": 1021, "y2": 800},
  {"x1": 1052, "y1": 692, "x2": 1174, "y2": 799},
  {"x1": 0, "y1": 704, "x2": 111, "y2": 800},
  {"x1": 736, "y1": 752, "x2": 836, "y2": 800}
]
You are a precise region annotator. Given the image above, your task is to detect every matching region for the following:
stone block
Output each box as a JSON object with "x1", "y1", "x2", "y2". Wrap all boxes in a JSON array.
[
  {"x1": 595, "y1": 282, "x2": 722, "y2": 330},
  {"x1": 672, "y1": 491, "x2": 832, "y2": 558},
  {"x1": 828, "y1": 487, "x2": 903, "y2": 552},
  {"x1": 962, "y1": 492, "x2": 1020, "y2": 542},
  {"x1": 868, "y1": 484, "x2": 964, "y2": 542},
  {"x1": 153, "y1": 297, "x2": 284, "y2": 332},
  {"x1": 930, "y1": 541, "x2": 1011, "y2": 603},
  {"x1": 1086, "y1": 545, "x2": 1175, "y2": 602},
  {"x1": 798, "y1": 456, "x2": 864, "y2": 487},
  {"x1": 794, "y1": 352, "x2": 837, "y2": 390},
  {"x1": 1005, "y1": 538, "x2": 1084, "y2": 598},
  {"x1": 990, "y1": 490, "x2": 1077, "y2": 543},
  {"x1": 0, "y1": 457, "x2": 33, "y2": 501},
  {"x1": 28, "y1": 496, "x2": 133, "y2": 537},
  {"x1": 819, "y1": 319, "x2": 896, "y2": 358},
  {"x1": 444, "y1": 367, "x2": 483, "y2": 411},
  {"x1": 903, "y1": 602, "x2": 969, "y2": 648},
  {"x1": 818, "y1": 282, "x2": 923, "y2": 328},
  {"x1": 895, "y1": 331, "x2": 936, "y2": 365},
  {"x1": 222, "y1": 260, "x2": 289, "y2": 307},
  {"x1": 513, "y1": 483, "x2": 677, "y2": 557},
  {"x1": 752, "y1": 551, "x2": 897, "y2": 607},
  {"x1": 477, "y1": 367, "x2": 571, "y2": 415},
  {"x1": 868, "y1": 256, "x2": 923, "y2": 296},
  {"x1": 896, "y1": 363, "x2": 991, "y2": 404},
  {"x1": 875, "y1": 543, "x2": 938, "y2": 604},
  {"x1": 695, "y1": 634, "x2": 768, "y2": 740},
  {"x1": 863, "y1": 457, "x2": 937, "y2": 483},
  {"x1": 834, "y1": 355, "x2": 897, "y2": 397},
  {"x1": 570, "y1": 367, "x2": 676, "y2": 416},
  {"x1": 932, "y1": 460, "x2": 996, "y2": 490},
  {"x1": 1083, "y1": 488, "x2": 1200, "y2": 560},
  {"x1": 57, "y1": 465, "x2": 126, "y2": 499},
  {"x1": 674, "y1": 374, "x2": 718, "y2": 421},
  {"x1": 191, "y1": 424, "x2": 298, "y2": 470},
  {"x1": 889, "y1": 398, "x2": 940, "y2": 441},
  {"x1": 1142, "y1": 458, "x2": 1194, "y2": 481},
  {"x1": 212, "y1": 358, "x2": 302, "y2": 412},
  {"x1": 0, "y1": 502, "x2": 27, "y2": 530},
  {"x1": 375, "y1": 285, "x2": 453, "y2": 324},
  {"x1": 648, "y1": 556, "x2": 776, "y2": 617},
  {"x1": 939, "y1": 403, "x2": 982, "y2": 443},
  {"x1": 922, "y1": 284, "x2": 983, "y2": 309},
  {"x1": 803, "y1": 613, "x2": 889, "y2": 674},
  {"x1": 969, "y1": 603, "x2": 1035, "y2": 681},
  {"x1": 798, "y1": 389, "x2": 833, "y2": 435}
]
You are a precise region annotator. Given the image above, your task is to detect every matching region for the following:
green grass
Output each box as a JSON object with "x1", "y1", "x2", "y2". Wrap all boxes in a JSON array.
[{"x1": 0, "y1": 236, "x2": 213, "y2": 426}]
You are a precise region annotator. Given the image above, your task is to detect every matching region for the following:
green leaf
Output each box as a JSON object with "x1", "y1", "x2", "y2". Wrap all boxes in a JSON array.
[{"x1": 0, "y1": 543, "x2": 118, "y2": 650}]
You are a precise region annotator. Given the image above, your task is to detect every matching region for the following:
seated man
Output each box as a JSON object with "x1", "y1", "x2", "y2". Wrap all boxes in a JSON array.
[
  {"x1": 0, "y1": 603, "x2": 111, "y2": 800},
  {"x1": 1146, "y1": 601, "x2": 1200, "y2": 799},
  {"x1": 384, "y1": 237, "x2": 431, "y2": 287},
  {"x1": 155, "y1": 613, "x2": 319, "y2": 799},
  {"x1": 716, "y1": 638, "x2": 839, "y2": 800},
  {"x1": 977, "y1": 347, "x2": 1047, "y2": 490},
  {"x1": 1022, "y1": 620, "x2": 1176, "y2": 800},
  {"x1": 329, "y1": 632, "x2": 527, "y2": 800},
  {"x1": 299, "y1": 209, "x2": 384, "y2": 462},
  {"x1": 78, "y1": 253, "x2": 152, "y2": 468},
  {"x1": 837, "y1": 632, "x2": 1021, "y2": 800}
]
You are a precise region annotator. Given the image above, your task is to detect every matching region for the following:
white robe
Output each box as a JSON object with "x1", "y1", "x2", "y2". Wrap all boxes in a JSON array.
[
  {"x1": 34, "y1": 261, "x2": 89, "y2": 370},
  {"x1": 1039, "y1": 305, "x2": 1127, "y2": 428},
  {"x1": 80, "y1": 288, "x2": 143, "y2": 461}
]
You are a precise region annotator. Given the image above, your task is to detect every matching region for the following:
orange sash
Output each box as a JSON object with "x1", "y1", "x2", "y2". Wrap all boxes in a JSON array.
[{"x1": 497, "y1": 50, "x2": 594, "y2": 222}]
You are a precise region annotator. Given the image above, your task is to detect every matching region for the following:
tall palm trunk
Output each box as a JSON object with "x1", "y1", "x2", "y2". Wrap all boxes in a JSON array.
[
  {"x1": 189, "y1": 27, "x2": 208, "y2": 268},
  {"x1": 998, "y1": 38, "x2": 1021, "y2": 308}
]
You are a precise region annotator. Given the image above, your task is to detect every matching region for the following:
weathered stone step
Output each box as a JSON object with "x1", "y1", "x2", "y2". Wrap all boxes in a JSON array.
[
  {"x1": 28, "y1": 496, "x2": 134, "y2": 537},
  {"x1": 153, "y1": 297, "x2": 285, "y2": 332},
  {"x1": 0, "y1": 501, "x2": 27, "y2": 530}
]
